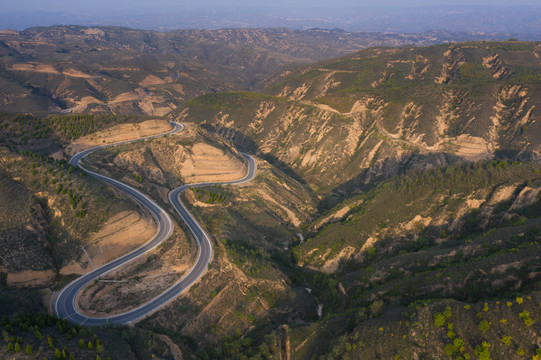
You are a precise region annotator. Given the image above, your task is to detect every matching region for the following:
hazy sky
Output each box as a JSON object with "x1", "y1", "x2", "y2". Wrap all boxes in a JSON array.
[
  {"x1": 2, "y1": 0, "x2": 541, "y2": 34},
  {"x1": 2, "y1": 0, "x2": 541, "y2": 13}
]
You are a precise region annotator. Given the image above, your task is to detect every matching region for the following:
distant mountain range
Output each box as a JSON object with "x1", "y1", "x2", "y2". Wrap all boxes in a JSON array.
[
  {"x1": 1, "y1": 6, "x2": 541, "y2": 35},
  {"x1": 0, "y1": 25, "x2": 519, "y2": 115}
]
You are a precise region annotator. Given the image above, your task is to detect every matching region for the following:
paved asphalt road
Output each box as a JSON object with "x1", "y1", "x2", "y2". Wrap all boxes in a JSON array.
[{"x1": 55, "y1": 122, "x2": 256, "y2": 325}]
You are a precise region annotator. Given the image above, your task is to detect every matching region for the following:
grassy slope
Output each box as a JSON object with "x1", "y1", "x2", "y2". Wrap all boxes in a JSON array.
[
  {"x1": 0, "y1": 173, "x2": 51, "y2": 272},
  {"x1": 279, "y1": 160, "x2": 541, "y2": 359}
]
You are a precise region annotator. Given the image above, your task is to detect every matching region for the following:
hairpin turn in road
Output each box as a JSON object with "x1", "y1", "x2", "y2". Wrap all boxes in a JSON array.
[{"x1": 55, "y1": 122, "x2": 256, "y2": 326}]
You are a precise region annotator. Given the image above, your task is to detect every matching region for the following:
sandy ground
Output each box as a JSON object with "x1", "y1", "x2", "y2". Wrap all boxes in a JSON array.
[
  {"x1": 6, "y1": 270, "x2": 55, "y2": 287},
  {"x1": 77, "y1": 271, "x2": 183, "y2": 317},
  {"x1": 9, "y1": 63, "x2": 59, "y2": 74},
  {"x1": 8, "y1": 63, "x2": 97, "y2": 78},
  {"x1": 109, "y1": 92, "x2": 141, "y2": 104},
  {"x1": 140, "y1": 75, "x2": 167, "y2": 87},
  {"x1": 76, "y1": 226, "x2": 193, "y2": 317},
  {"x1": 66, "y1": 119, "x2": 172, "y2": 156},
  {"x1": 450, "y1": 134, "x2": 493, "y2": 161},
  {"x1": 77, "y1": 96, "x2": 104, "y2": 106},
  {"x1": 60, "y1": 210, "x2": 157, "y2": 275},
  {"x1": 62, "y1": 68, "x2": 95, "y2": 78},
  {"x1": 169, "y1": 83, "x2": 185, "y2": 95},
  {"x1": 180, "y1": 142, "x2": 247, "y2": 184}
]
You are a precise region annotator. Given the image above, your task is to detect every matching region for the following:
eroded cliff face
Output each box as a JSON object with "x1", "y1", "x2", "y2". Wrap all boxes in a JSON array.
[{"x1": 174, "y1": 42, "x2": 541, "y2": 199}]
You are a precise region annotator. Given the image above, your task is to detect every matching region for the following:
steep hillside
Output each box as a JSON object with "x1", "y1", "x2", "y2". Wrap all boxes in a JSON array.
[
  {"x1": 0, "y1": 114, "x2": 174, "y2": 287},
  {"x1": 175, "y1": 41, "x2": 541, "y2": 207},
  {"x1": 290, "y1": 293, "x2": 541, "y2": 359},
  {"x1": 0, "y1": 145, "x2": 163, "y2": 283},
  {"x1": 0, "y1": 26, "x2": 510, "y2": 115},
  {"x1": 280, "y1": 161, "x2": 541, "y2": 360}
]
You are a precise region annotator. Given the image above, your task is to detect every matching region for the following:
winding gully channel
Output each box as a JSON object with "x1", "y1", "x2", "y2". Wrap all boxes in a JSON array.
[{"x1": 55, "y1": 122, "x2": 257, "y2": 326}]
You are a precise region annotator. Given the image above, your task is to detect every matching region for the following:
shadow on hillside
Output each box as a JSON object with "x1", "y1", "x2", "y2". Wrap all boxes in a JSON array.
[
  {"x1": 318, "y1": 152, "x2": 465, "y2": 212},
  {"x1": 319, "y1": 149, "x2": 541, "y2": 213},
  {"x1": 337, "y1": 196, "x2": 541, "y2": 305},
  {"x1": 197, "y1": 125, "x2": 541, "y2": 216},
  {"x1": 201, "y1": 124, "x2": 315, "y2": 187}
]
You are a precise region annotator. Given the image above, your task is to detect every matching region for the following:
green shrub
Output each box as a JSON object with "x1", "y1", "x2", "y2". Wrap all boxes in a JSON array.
[
  {"x1": 445, "y1": 343, "x2": 458, "y2": 356},
  {"x1": 454, "y1": 338, "x2": 465, "y2": 350},
  {"x1": 443, "y1": 306, "x2": 452, "y2": 318},
  {"x1": 434, "y1": 312, "x2": 446, "y2": 327},
  {"x1": 478, "y1": 320, "x2": 490, "y2": 332},
  {"x1": 474, "y1": 342, "x2": 491, "y2": 360}
]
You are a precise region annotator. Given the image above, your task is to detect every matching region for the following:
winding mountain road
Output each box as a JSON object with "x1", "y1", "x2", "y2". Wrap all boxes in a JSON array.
[{"x1": 55, "y1": 122, "x2": 256, "y2": 325}]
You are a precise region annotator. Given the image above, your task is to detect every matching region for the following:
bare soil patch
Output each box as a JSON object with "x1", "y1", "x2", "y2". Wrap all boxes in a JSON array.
[{"x1": 66, "y1": 119, "x2": 172, "y2": 156}]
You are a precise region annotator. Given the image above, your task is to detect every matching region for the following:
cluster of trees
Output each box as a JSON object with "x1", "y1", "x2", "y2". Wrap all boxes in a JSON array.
[
  {"x1": 2, "y1": 313, "x2": 110, "y2": 359},
  {"x1": 392, "y1": 160, "x2": 534, "y2": 199},
  {"x1": 19, "y1": 150, "x2": 88, "y2": 217},
  {"x1": 44, "y1": 114, "x2": 141, "y2": 140},
  {"x1": 431, "y1": 298, "x2": 541, "y2": 359},
  {"x1": 0, "y1": 112, "x2": 144, "y2": 145},
  {"x1": 194, "y1": 332, "x2": 276, "y2": 360},
  {"x1": 0, "y1": 113, "x2": 53, "y2": 144},
  {"x1": 191, "y1": 187, "x2": 227, "y2": 204},
  {"x1": 221, "y1": 238, "x2": 268, "y2": 276}
]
